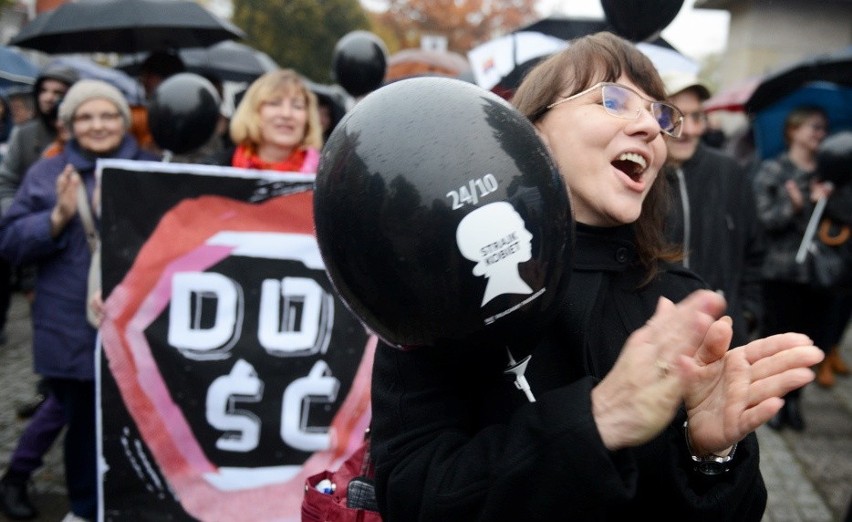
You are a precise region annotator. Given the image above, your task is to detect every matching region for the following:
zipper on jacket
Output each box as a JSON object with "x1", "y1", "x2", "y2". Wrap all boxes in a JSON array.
[{"x1": 675, "y1": 166, "x2": 691, "y2": 268}]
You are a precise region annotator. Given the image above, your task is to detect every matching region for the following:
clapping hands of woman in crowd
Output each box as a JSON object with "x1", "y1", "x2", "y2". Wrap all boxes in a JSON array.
[{"x1": 369, "y1": 32, "x2": 823, "y2": 521}]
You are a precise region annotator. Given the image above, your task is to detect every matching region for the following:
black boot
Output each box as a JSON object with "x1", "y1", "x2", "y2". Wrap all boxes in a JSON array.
[
  {"x1": 785, "y1": 396, "x2": 805, "y2": 432},
  {"x1": 14, "y1": 392, "x2": 45, "y2": 420},
  {"x1": 0, "y1": 474, "x2": 37, "y2": 520}
]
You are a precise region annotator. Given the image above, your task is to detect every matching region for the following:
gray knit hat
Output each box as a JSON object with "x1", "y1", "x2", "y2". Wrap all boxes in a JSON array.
[{"x1": 58, "y1": 79, "x2": 131, "y2": 129}]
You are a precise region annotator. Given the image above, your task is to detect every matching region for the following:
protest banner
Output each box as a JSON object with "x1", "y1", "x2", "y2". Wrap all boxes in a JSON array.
[{"x1": 96, "y1": 160, "x2": 373, "y2": 520}]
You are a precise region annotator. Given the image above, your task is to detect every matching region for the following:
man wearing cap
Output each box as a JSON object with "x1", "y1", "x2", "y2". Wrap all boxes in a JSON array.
[{"x1": 661, "y1": 71, "x2": 766, "y2": 347}]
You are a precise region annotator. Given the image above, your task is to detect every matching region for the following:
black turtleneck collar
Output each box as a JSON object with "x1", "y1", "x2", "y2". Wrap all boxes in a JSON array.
[{"x1": 572, "y1": 222, "x2": 638, "y2": 272}]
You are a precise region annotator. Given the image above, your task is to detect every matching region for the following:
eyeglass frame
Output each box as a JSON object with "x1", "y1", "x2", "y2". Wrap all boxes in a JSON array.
[
  {"x1": 71, "y1": 111, "x2": 124, "y2": 126},
  {"x1": 543, "y1": 82, "x2": 684, "y2": 138}
]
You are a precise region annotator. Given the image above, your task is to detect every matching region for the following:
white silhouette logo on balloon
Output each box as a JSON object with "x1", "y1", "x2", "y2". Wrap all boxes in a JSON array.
[{"x1": 456, "y1": 202, "x2": 535, "y2": 306}]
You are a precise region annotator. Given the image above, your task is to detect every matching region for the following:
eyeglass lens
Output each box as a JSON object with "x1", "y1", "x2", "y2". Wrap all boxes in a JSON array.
[
  {"x1": 73, "y1": 112, "x2": 122, "y2": 125},
  {"x1": 601, "y1": 84, "x2": 681, "y2": 136}
]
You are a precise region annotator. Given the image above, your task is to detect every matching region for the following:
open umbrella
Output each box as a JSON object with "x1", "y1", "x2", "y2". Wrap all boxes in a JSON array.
[
  {"x1": 744, "y1": 45, "x2": 852, "y2": 160},
  {"x1": 745, "y1": 45, "x2": 852, "y2": 114},
  {"x1": 0, "y1": 46, "x2": 38, "y2": 89},
  {"x1": 8, "y1": 0, "x2": 245, "y2": 55},
  {"x1": 467, "y1": 31, "x2": 567, "y2": 92},
  {"x1": 750, "y1": 81, "x2": 852, "y2": 161},
  {"x1": 469, "y1": 16, "x2": 691, "y2": 97},
  {"x1": 703, "y1": 76, "x2": 762, "y2": 113},
  {"x1": 120, "y1": 41, "x2": 279, "y2": 83},
  {"x1": 179, "y1": 41, "x2": 277, "y2": 82},
  {"x1": 47, "y1": 56, "x2": 144, "y2": 105}
]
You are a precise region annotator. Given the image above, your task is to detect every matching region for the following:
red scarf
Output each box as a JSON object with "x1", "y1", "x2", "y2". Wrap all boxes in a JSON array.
[{"x1": 231, "y1": 144, "x2": 310, "y2": 172}]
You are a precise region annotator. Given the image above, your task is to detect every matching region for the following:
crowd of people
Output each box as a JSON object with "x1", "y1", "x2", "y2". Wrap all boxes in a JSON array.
[
  {"x1": 0, "y1": 50, "x2": 328, "y2": 522},
  {"x1": 0, "y1": 28, "x2": 848, "y2": 522}
]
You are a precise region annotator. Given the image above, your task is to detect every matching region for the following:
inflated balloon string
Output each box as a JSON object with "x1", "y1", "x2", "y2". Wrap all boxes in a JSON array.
[{"x1": 504, "y1": 347, "x2": 536, "y2": 402}]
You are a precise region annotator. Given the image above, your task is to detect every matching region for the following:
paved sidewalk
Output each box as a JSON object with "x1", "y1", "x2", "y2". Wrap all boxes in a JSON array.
[
  {"x1": 1, "y1": 293, "x2": 67, "y2": 522},
  {"x1": 1, "y1": 291, "x2": 851, "y2": 521}
]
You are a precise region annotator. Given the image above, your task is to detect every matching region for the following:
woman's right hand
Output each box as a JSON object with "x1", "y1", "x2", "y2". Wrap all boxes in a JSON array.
[
  {"x1": 591, "y1": 289, "x2": 727, "y2": 450},
  {"x1": 784, "y1": 179, "x2": 804, "y2": 212},
  {"x1": 50, "y1": 164, "x2": 82, "y2": 238},
  {"x1": 810, "y1": 179, "x2": 834, "y2": 202}
]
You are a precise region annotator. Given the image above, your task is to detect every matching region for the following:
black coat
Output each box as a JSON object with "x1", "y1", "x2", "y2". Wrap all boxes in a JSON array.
[
  {"x1": 665, "y1": 144, "x2": 766, "y2": 342},
  {"x1": 371, "y1": 223, "x2": 766, "y2": 521}
]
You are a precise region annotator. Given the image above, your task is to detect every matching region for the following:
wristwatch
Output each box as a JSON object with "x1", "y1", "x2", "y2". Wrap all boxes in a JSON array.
[{"x1": 683, "y1": 421, "x2": 737, "y2": 476}]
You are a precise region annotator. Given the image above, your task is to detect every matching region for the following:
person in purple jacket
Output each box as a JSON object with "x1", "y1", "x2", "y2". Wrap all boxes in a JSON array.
[{"x1": 0, "y1": 79, "x2": 159, "y2": 522}]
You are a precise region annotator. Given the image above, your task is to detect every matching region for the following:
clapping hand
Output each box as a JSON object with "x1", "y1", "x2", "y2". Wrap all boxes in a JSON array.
[
  {"x1": 592, "y1": 289, "x2": 727, "y2": 450},
  {"x1": 50, "y1": 164, "x2": 82, "y2": 238},
  {"x1": 679, "y1": 320, "x2": 824, "y2": 457}
]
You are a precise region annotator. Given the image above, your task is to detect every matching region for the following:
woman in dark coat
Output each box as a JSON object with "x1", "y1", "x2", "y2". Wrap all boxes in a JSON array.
[
  {"x1": 0, "y1": 79, "x2": 159, "y2": 521},
  {"x1": 369, "y1": 32, "x2": 823, "y2": 521}
]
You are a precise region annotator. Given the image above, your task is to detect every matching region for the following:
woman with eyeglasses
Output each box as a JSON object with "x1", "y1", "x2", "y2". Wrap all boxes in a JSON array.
[
  {"x1": 0, "y1": 79, "x2": 158, "y2": 521},
  {"x1": 369, "y1": 32, "x2": 823, "y2": 521}
]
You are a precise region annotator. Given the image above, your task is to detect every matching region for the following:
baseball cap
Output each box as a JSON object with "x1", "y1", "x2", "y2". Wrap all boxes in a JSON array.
[{"x1": 661, "y1": 71, "x2": 711, "y2": 100}]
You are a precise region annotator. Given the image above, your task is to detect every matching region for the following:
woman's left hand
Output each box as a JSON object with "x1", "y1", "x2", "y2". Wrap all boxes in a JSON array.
[{"x1": 678, "y1": 322, "x2": 824, "y2": 456}]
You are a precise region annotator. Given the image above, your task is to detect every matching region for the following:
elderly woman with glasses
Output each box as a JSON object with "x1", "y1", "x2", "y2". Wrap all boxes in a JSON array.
[
  {"x1": 0, "y1": 79, "x2": 159, "y2": 521},
  {"x1": 369, "y1": 32, "x2": 823, "y2": 521}
]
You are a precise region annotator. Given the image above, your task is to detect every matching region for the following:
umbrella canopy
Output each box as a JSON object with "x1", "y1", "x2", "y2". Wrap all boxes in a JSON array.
[
  {"x1": 468, "y1": 16, "x2": 689, "y2": 97},
  {"x1": 120, "y1": 41, "x2": 279, "y2": 83},
  {"x1": 467, "y1": 31, "x2": 567, "y2": 91},
  {"x1": 752, "y1": 81, "x2": 852, "y2": 160},
  {"x1": 8, "y1": 0, "x2": 245, "y2": 54},
  {"x1": 180, "y1": 41, "x2": 277, "y2": 82},
  {"x1": 703, "y1": 76, "x2": 761, "y2": 113},
  {"x1": 745, "y1": 45, "x2": 852, "y2": 114},
  {"x1": 0, "y1": 46, "x2": 38, "y2": 89},
  {"x1": 47, "y1": 56, "x2": 144, "y2": 105},
  {"x1": 636, "y1": 41, "x2": 698, "y2": 77}
]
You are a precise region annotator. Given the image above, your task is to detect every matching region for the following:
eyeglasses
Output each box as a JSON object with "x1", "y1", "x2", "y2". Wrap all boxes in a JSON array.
[
  {"x1": 72, "y1": 112, "x2": 123, "y2": 126},
  {"x1": 546, "y1": 82, "x2": 684, "y2": 138},
  {"x1": 683, "y1": 111, "x2": 708, "y2": 125}
]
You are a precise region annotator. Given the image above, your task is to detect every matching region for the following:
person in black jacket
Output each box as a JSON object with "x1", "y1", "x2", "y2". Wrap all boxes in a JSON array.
[
  {"x1": 370, "y1": 32, "x2": 823, "y2": 521},
  {"x1": 660, "y1": 72, "x2": 766, "y2": 346}
]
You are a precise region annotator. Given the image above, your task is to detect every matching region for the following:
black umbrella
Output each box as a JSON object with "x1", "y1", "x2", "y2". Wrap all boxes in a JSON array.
[
  {"x1": 745, "y1": 45, "x2": 852, "y2": 114},
  {"x1": 119, "y1": 41, "x2": 279, "y2": 83},
  {"x1": 8, "y1": 0, "x2": 245, "y2": 54}
]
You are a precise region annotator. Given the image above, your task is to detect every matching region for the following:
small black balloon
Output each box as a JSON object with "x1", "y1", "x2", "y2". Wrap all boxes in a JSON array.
[
  {"x1": 315, "y1": 77, "x2": 573, "y2": 351},
  {"x1": 148, "y1": 72, "x2": 221, "y2": 154},
  {"x1": 817, "y1": 131, "x2": 852, "y2": 185},
  {"x1": 331, "y1": 30, "x2": 388, "y2": 98},
  {"x1": 601, "y1": 0, "x2": 684, "y2": 42}
]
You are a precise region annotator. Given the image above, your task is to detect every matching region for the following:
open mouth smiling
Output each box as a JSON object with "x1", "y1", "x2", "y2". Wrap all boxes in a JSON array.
[{"x1": 612, "y1": 151, "x2": 648, "y2": 182}]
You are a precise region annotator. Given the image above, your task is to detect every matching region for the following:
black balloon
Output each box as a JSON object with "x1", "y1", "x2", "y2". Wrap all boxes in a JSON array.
[
  {"x1": 601, "y1": 0, "x2": 684, "y2": 42},
  {"x1": 331, "y1": 30, "x2": 387, "y2": 98},
  {"x1": 148, "y1": 72, "x2": 221, "y2": 154},
  {"x1": 315, "y1": 77, "x2": 573, "y2": 351},
  {"x1": 817, "y1": 131, "x2": 852, "y2": 185}
]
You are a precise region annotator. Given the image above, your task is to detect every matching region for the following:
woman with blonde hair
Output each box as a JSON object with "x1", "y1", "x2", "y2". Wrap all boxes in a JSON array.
[{"x1": 214, "y1": 68, "x2": 322, "y2": 172}]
